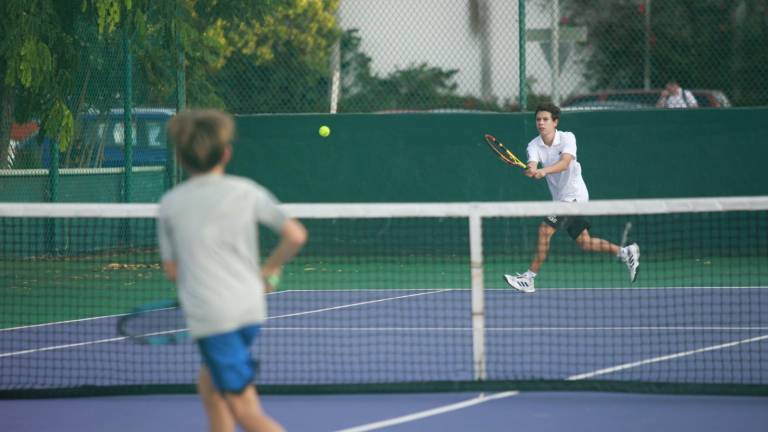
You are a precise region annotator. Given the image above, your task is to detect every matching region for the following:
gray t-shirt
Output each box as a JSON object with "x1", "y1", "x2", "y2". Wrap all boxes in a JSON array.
[{"x1": 157, "y1": 173, "x2": 287, "y2": 338}]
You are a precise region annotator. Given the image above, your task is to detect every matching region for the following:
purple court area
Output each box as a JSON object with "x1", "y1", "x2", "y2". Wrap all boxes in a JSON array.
[
  {"x1": 2, "y1": 288, "x2": 767, "y2": 390},
  {"x1": 2, "y1": 288, "x2": 768, "y2": 431},
  {"x1": 2, "y1": 391, "x2": 768, "y2": 432}
]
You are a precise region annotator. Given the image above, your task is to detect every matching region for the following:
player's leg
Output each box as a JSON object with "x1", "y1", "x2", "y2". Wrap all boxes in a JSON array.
[
  {"x1": 198, "y1": 366, "x2": 236, "y2": 432},
  {"x1": 573, "y1": 229, "x2": 620, "y2": 255},
  {"x1": 505, "y1": 221, "x2": 556, "y2": 292},
  {"x1": 198, "y1": 325, "x2": 284, "y2": 432},
  {"x1": 223, "y1": 386, "x2": 284, "y2": 432},
  {"x1": 530, "y1": 221, "x2": 557, "y2": 274},
  {"x1": 574, "y1": 228, "x2": 639, "y2": 282}
]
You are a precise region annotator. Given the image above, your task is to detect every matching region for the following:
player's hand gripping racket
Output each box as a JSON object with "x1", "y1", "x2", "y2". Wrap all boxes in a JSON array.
[
  {"x1": 264, "y1": 273, "x2": 281, "y2": 293},
  {"x1": 117, "y1": 299, "x2": 189, "y2": 345},
  {"x1": 484, "y1": 134, "x2": 527, "y2": 169}
]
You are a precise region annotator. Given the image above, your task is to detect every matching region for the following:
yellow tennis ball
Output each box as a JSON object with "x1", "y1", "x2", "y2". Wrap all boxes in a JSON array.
[{"x1": 319, "y1": 125, "x2": 331, "y2": 137}]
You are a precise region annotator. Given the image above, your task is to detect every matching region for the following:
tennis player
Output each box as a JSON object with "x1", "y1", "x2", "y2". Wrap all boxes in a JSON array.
[
  {"x1": 159, "y1": 110, "x2": 307, "y2": 432},
  {"x1": 504, "y1": 103, "x2": 639, "y2": 293}
]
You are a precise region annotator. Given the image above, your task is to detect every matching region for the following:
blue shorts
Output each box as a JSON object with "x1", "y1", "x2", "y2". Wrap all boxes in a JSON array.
[{"x1": 197, "y1": 325, "x2": 261, "y2": 393}]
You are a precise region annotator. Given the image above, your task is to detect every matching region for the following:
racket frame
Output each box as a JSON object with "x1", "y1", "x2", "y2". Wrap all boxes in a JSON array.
[
  {"x1": 484, "y1": 134, "x2": 528, "y2": 169},
  {"x1": 117, "y1": 299, "x2": 190, "y2": 345}
]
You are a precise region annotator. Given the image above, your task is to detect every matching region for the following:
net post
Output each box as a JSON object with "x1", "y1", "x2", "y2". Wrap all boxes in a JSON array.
[{"x1": 469, "y1": 212, "x2": 487, "y2": 381}]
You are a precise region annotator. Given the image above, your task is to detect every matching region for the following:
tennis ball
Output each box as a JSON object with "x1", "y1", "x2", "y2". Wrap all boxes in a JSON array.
[{"x1": 319, "y1": 125, "x2": 331, "y2": 137}]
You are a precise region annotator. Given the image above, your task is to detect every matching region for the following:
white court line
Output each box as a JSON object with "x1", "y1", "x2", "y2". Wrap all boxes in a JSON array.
[
  {"x1": 253, "y1": 287, "x2": 768, "y2": 294},
  {"x1": 3, "y1": 286, "x2": 766, "y2": 332},
  {"x1": 278, "y1": 288, "x2": 455, "y2": 293},
  {"x1": 0, "y1": 290, "x2": 451, "y2": 358},
  {"x1": 264, "y1": 326, "x2": 768, "y2": 332},
  {"x1": 0, "y1": 312, "x2": 132, "y2": 332},
  {"x1": 268, "y1": 290, "x2": 452, "y2": 320},
  {"x1": 0, "y1": 289, "x2": 307, "y2": 333},
  {"x1": 335, "y1": 333, "x2": 768, "y2": 431},
  {"x1": 486, "y1": 286, "x2": 768, "y2": 291},
  {"x1": 334, "y1": 391, "x2": 519, "y2": 432},
  {"x1": 0, "y1": 289, "x2": 443, "y2": 332},
  {"x1": 566, "y1": 333, "x2": 768, "y2": 380},
  {"x1": 0, "y1": 336, "x2": 129, "y2": 359}
]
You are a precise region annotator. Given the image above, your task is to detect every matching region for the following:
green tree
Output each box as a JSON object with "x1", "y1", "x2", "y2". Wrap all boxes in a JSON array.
[
  {"x1": 0, "y1": 0, "x2": 80, "y2": 168},
  {"x1": 208, "y1": 0, "x2": 340, "y2": 113},
  {"x1": 564, "y1": 0, "x2": 768, "y2": 106},
  {"x1": 338, "y1": 29, "x2": 505, "y2": 113},
  {"x1": 1, "y1": 0, "x2": 336, "y2": 167}
]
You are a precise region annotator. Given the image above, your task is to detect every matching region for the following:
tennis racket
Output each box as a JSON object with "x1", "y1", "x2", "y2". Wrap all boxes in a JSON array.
[
  {"x1": 117, "y1": 299, "x2": 189, "y2": 345},
  {"x1": 118, "y1": 276, "x2": 280, "y2": 345},
  {"x1": 484, "y1": 134, "x2": 527, "y2": 169}
]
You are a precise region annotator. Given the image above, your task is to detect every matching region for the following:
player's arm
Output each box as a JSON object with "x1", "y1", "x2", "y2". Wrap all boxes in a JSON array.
[
  {"x1": 534, "y1": 153, "x2": 574, "y2": 179},
  {"x1": 157, "y1": 206, "x2": 177, "y2": 282},
  {"x1": 525, "y1": 144, "x2": 540, "y2": 178},
  {"x1": 686, "y1": 91, "x2": 699, "y2": 108},
  {"x1": 261, "y1": 219, "x2": 307, "y2": 291},
  {"x1": 525, "y1": 160, "x2": 538, "y2": 178}
]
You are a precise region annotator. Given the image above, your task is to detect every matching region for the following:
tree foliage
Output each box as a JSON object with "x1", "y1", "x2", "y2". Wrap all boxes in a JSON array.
[
  {"x1": 1, "y1": 0, "x2": 525, "y2": 168},
  {"x1": 339, "y1": 30, "x2": 505, "y2": 113},
  {"x1": 209, "y1": 0, "x2": 340, "y2": 113},
  {"x1": 0, "y1": 0, "x2": 80, "y2": 165},
  {"x1": 563, "y1": 0, "x2": 768, "y2": 106},
  {"x1": 0, "y1": 0, "x2": 342, "y2": 167}
]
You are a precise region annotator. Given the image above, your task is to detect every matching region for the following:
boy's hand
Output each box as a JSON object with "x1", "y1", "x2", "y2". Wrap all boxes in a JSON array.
[
  {"x1": 526, "y1": 167, "x2": 546, "y2": 179},
  {"x1": 525, "y1": 167, "x2": 536, "y2": 178},
  {"x1": 262, "y1": 268, "x2": 282, "y2": 293}
]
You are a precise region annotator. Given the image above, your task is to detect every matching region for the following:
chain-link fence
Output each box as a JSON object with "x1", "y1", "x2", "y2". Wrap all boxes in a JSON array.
[
  {"x1": 1, "y1": 2, "x2": 180, "y2": 203},
  {"x1": 330, "y1": 0, "x2": 767, "y2": 112},
  {"x1": 1, "y1": 0, "x2": 767, "y2": 202}
]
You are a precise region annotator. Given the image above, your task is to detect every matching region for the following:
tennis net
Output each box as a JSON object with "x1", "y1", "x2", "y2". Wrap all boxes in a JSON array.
[{"x1": 1, "y1": 197, "x2": 767, "y2": 396}]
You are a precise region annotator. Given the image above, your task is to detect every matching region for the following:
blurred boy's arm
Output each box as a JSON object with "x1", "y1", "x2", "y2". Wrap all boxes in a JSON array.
[{"x1": 261, "y1": 219, "x2": 307, "y2": 291}]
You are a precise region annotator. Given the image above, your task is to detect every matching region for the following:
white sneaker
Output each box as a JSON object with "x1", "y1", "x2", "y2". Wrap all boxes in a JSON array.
[
  {"x1": 504, "y1": 273, "x2": 535, "y2": 293},
  {"x1": 622, "y1": 243, "x2": 640, "y2": 282}
]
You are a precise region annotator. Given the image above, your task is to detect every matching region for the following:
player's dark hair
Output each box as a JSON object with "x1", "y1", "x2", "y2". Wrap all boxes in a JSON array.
[
  {"x1": 535, "y1": 103, "x2": 561, "y2": 121},
  {"x1": 167, "y1": 110, "x2": 234, "y2": 173}
]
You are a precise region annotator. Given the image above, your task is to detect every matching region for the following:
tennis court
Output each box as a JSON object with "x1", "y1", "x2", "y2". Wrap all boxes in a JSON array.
[
  {"x1": 2, "y1": 287, "x2": 768, "y2": 387},
  {"x1": 1, "y1": 199, "x2": 767, "y2": 430},
  {"x1": 3, "y1": 0, "x2": 768, "y2": 429}
]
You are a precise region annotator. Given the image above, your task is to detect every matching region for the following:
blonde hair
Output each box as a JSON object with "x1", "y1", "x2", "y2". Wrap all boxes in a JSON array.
[{"x1": 166, "y1": 110, "x2": 234, "y2": 173}]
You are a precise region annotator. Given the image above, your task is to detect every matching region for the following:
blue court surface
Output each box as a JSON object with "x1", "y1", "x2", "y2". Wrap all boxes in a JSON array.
[
  {"x1": 2, "y1": 288, "x2": 767, "y2": 387},
  {"x1": 2, "y1": 288, "x2": 767, "y2": 431},
  {"x1": 2, "y1": 391, "x2": 768, "y2": 431}
]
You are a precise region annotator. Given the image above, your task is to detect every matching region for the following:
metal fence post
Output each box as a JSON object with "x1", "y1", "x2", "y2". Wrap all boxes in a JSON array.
[
  {"x1": 519, "y1": 0, "x2": 527, "y2": 111},
  {"x1": 122, "y1": 27, "x2": 134, "y2": 203}
]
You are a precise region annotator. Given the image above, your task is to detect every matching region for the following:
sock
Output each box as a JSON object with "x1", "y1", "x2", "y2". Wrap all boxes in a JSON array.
[{"x1": 524, "y1": 270, "x2": 537, "y2": 278}]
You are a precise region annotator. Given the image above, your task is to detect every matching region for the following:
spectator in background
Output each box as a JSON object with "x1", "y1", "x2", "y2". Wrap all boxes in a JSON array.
[{"x1": 656, "y1": 81, "x2": 699, "y2": 108}]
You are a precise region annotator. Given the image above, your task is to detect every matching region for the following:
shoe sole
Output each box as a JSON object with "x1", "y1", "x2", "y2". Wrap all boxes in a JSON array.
[
  {"x1": 630, "y1": 245, "x2": 640, "y2": 283},
  {"x1": 503, "y1": 276, "x2": 535, "y2": 293}
]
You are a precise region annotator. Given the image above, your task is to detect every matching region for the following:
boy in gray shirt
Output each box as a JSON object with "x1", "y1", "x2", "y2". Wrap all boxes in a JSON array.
[{"x1": 159, "y1": 110, "x2": 306, "y2": 432}]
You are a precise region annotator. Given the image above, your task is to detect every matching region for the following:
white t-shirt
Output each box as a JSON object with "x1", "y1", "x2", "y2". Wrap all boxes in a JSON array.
[
  {"x1": 663, "y1": 89, "x2": 699, "y2": 108},
  {"x1": 526, "y1": 130, "x2": 589, "y2": 202},
  {"x1": 157, "y1": 173, "x2": 287, "y2": 338}
]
